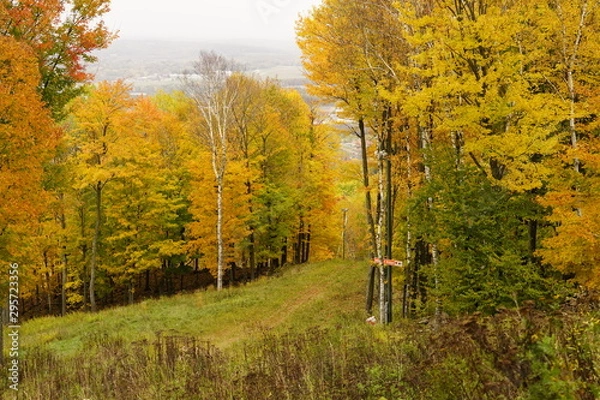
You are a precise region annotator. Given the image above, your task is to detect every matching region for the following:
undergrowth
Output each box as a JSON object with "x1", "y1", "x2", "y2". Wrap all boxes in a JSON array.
[{"x1": 5, "y1": 304, "x2": 599, "y2": 399}]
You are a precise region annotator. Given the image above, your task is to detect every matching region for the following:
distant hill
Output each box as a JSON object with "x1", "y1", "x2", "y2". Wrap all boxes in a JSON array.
[{"x1": 91, "y1": 38, "x2": 308, "y2": 94}]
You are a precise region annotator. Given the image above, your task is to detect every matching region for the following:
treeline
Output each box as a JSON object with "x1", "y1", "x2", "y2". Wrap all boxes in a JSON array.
[
  {"x1": 0, "y1": 2, "x2": 339, "y2": 316},
  {"x1": 297, "y1": 0, "x2": 600, "y2": 317},
  {"x1": 30, "y1": 74, "x2": 338, "y2": 315},
  {"x1": 12, "y1": 76, "x2": 338, "y2": 316},
  {"x1": 56, "y1": 74, "x2": 337, "y2": 313}
]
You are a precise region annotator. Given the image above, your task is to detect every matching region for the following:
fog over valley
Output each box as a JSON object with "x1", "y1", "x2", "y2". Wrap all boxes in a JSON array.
[{"x1": 92, "y1": 39, "x2": 307, "y2": 95}]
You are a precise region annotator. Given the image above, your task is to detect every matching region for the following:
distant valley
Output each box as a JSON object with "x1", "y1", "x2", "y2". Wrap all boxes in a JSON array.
[
  {"x1": 91, "y1": 39, "x2": 361, "y2": 160},
  {"x1": 92, "y1": 39, "x2": 308, "y2": 94}
]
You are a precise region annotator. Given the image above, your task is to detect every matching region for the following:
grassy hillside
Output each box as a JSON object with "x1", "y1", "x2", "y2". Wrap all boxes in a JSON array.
[
  {"x1": 20, "y1": 259, "x2": 368, "y2": 356},
  {"x1": 7, "y1": 259, "x2": 600, "y2": 400}
]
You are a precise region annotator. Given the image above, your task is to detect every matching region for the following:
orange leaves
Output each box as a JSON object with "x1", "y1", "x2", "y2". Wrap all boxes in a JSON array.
[
  {"x1": 539, "y1": 142, "x2": 600, "y2": 290},
  {"x1": 0, "y1": 36, "x2": 58, "y2": 231},
  {"x1": 538, "y1": 203, "x2": 600, "y2": 290},
  {"x1": 3, "y1": 0, "x2": 115, "y2": 116},
  {"x1": 297, "y1": 0, "x2": 404, "y2": 116}
]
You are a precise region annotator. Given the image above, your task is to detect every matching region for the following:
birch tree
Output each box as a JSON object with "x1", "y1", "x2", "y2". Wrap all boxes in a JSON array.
[
  {"x1": 184, "y1": 52, "x2": 240, "y2": 291},
  {"x1": 297, "y1": 0, "x2": 407, "y2": 323}
]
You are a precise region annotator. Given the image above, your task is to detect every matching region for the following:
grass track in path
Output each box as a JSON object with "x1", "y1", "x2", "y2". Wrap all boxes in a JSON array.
[{"x1": 21, "y1": 259, "x2": 368, "y2": 356}]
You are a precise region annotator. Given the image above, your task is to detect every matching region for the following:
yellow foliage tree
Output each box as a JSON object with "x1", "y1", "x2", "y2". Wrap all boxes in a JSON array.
[
  {"x1": 536, "y1": 0, "x2": 600, "y2": 290},
  {"x1": 67, "y1": 81, "x2": 132, "y2": 311}
]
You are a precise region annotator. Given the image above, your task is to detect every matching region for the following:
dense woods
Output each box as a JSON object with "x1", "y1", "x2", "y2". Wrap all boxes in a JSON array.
[
  {"x1": 1, "y1": 0, "x2": 600, "y2": 321},
  {"x1": 6, "y1": 75, "x2": 339, "y2": 315},
  {"x1": 297, "y1": 0, "x2": 600, "y2": 318},
  {"x1": 2, "y1": 1, "x2": 600, "y2": 398},
  {"x1": 0, "y1": 2, "x2": 339, "y2": 316}
]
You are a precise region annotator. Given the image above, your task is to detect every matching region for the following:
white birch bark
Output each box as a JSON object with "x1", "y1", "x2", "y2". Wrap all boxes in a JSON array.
[
  {"x1": 376, "y1": 145, "x2": 386, "y2": 323},
  {"x1": 184, "y1": 52, "x2": 240, "y2": 291}
]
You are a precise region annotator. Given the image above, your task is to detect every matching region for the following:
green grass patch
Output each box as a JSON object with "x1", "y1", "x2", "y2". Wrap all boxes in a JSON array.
[
  {"x1": 20, "y1": 259, "x2": 368, "y2": 356},
  {"x1": 9, "y1": 259, "x2": 599, "y2": 400}
]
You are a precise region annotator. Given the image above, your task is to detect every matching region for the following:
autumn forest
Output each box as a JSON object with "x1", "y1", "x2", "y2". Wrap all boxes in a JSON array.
[
  {"x1": 2, "y1": 0, "x2": 600, "y2": 325},
  {"x1": 4, "y1": 0, "x2": 600, "y2": 398},
  {"x1": 298, "y1": 0, "x2": 600, "y2": 318}
]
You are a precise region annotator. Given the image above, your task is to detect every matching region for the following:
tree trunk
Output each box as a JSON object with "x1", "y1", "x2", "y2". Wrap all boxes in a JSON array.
[
  {"x1": 60, "y1": 208, "x2": 68, "y2": 317},
  {"x1": 403, "y1": 127, "x2": 413, "y2": 318},
  {"x1": 78, "y1": 205, "x2": 88, "y2": 311},
  {"x1": 409, "y1": 239, "x2": 430, "y2": 315},
  {"x1": 378, "y1": 263, "x2": 386, "y2": 323},
  {"x1": 528, "y1": 219, "x2": 541, "y2": 271},
  {"x1": 376, "y1": 141, "x2": 386, "y2": 324},
  {"x1": 366, "y1": 265, "x2": 377, "y2": 315},
  {"x1": 295, "y1": 216, "x2": 304, "y2": 264},
  {"x1": 246, "y1": 179, "x2": 257, "y2": 281},
  {"x1": 43, "y1": 252, "x2": 52, "y2": 315},
  {"x1": 566, "y1": 1, "x2": 587, "y2": 173},
  {"x1": 83, "y1": 266, "x2": 88, "y2": 312},
  {"x1": 403, "y1": 224, "x2": 412, "y2": 318},
  {"x1": 128, "y1": 280, "x2": 134, "y2": 305},
  {"x1": 280, "y1": 238, "x2": 288, "y2": 266},
  {"x1": 431, "y1": 242, "x2": 440, "y2": 317},
  {"x1": 61, "y1": 254, "x2": 67, "y2": 316},
  {"x1": 421, "y1": 123, "x2": 441, "y2": 316},
  {"x1": 358, "y1": 118, "x2": 378, "y2": 257},
  {"x1": 90, "y1": 182, "x2": 102, "y2": 313},
  {"x1": 303, "y1": 225, "x2": 311, "y2": 263},
  {"x1": 249, "y1": 232, "x2": 256, "y2": 281},
  {"x1": 384, "y1": 105, "x2": 394, "y2": 324},
  {"x1": 216, "y1": 178, "x2": 224, "y2": 291}
]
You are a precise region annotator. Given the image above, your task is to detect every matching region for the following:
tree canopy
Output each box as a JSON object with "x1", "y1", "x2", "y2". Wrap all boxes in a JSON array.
[
  {"x1": 298, "y1": 0, "x2": 600, "y2": 317},
  {"x1": 4, "y1": 0, "x2": 600, "y2": 319}
]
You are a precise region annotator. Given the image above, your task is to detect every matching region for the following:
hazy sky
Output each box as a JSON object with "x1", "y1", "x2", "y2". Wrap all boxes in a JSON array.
[{"x1": 104, "y1": 0, "x2": 322, "y2": 43}]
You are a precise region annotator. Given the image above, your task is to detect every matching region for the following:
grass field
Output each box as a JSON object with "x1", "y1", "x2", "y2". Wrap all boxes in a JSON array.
[
  {"x1": 20, "y1": 259, "x2": 368, "y2": 357},
  {"x1": 7, "y1": 259, "x2": 600, "y2": 399}
]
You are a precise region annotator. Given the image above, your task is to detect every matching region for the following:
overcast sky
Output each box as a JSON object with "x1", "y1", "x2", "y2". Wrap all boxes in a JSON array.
[{"x1": 104, "y1": 0, "x2": 322, "y2": 43}]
